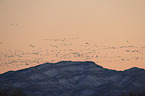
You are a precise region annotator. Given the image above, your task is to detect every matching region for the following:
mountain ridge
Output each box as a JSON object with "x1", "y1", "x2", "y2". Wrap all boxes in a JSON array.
[
  {"x1": 2, "y1": 61, "x2": 144, "y2": 75},
  {"x1": 0, "y1": 61, "x2": 104, "y2": 75},
  {"x1": 0, "y1": 61, "x2": 145, "y2": 96}
]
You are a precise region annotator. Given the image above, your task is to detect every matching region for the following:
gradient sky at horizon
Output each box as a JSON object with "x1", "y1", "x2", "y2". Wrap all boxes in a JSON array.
[{"x1": 0, "y1": 0, "x2": 145, "y2": 73}]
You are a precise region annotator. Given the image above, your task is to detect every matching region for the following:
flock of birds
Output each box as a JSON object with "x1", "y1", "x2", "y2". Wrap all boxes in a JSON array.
[{"x1": 0, "y1": 37, "x2": 144, "y2": 70}]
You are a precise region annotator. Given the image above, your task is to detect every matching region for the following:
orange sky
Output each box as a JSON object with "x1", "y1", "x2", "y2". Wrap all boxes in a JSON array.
[{"x1": 0, "y1": 0, "x2": 145, "y2": 73}]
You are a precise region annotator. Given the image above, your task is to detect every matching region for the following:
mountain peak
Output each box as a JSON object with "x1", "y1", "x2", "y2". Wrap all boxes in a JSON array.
[{"x1": 125, "y1": 67, "x2": 145, "y2": 72}]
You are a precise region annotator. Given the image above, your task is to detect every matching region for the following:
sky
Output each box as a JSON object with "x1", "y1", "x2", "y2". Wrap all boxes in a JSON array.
[{"x1": 0, "y1": 0, "x2": 145, "y2": 73}]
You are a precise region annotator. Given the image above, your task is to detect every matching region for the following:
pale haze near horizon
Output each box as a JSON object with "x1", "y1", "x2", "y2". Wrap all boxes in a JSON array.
[{"x1": 0, "y1": 0, "x2": 145, "y2": 73}]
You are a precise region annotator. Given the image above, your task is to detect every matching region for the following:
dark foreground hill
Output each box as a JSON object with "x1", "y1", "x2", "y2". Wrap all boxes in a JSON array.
[{"x1": 0, "y1": 61, "x2": 145, "y2": 96}]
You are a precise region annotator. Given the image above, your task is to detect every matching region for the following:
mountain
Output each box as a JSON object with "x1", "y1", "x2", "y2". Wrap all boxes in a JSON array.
[{"x1": 0, "y1": 61, "x2": 145, "y2": 96}]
